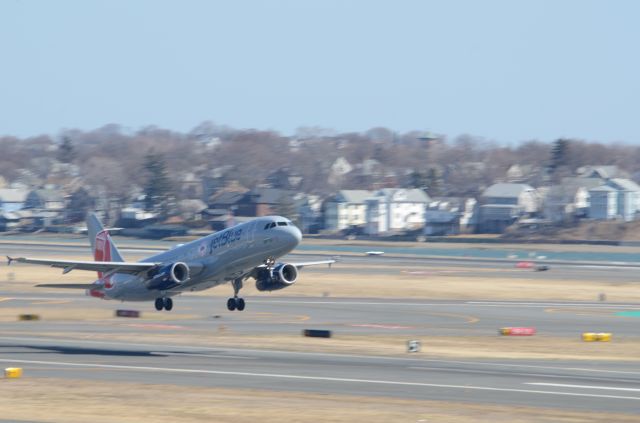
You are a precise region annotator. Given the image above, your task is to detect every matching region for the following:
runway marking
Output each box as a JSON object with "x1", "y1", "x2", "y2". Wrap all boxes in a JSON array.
[
  {"x1": 0, "y1": 358, "x2": 639, "y2": 401},
  {"x1": 544, "y1": 308, "x2": 616, "y2": 317},
  {"x1": 0, "y1": 297, "x2": 13, "y2": 303},
  {"x1": 409, "y1": 367, "x2": 638, "y2": 384},
  {"x1": 255, "y1": 299, "x2": 640, "y2": 309},
  {"x1": 349, "y1": 324, "x2": 415, "y2": 330},
  {"x1": 526, "y1": 383, "x2": 640, "y2": 392},
  {"x1": 30, "y1": 300, "x2": 72, "y2": 305}
]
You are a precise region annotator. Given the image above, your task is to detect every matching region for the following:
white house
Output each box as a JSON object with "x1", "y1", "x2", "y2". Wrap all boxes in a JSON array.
[
  {"x1": 588, "y1": 185, "x2": 618, "y2": 220},
  {"x1": 606, "y1": 178, "x2": 640, "y2": 221},
  {"x1": 323, "y1": 190, "x2": 372, "y2": 231},
  {"x1": 365, "y1": 189, "x2": 430, "y2": 235}
]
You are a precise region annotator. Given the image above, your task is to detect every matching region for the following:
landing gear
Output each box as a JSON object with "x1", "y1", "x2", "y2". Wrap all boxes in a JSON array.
[
  {"x1": 154, "y1": 297, "x2": 173, "y2": 311},
  {"x1": 227, "y1": 278, "x2": 246, "y2": 311},
  {"x1": 164, "y1": 297, "x2": 173, "y2": 311}
]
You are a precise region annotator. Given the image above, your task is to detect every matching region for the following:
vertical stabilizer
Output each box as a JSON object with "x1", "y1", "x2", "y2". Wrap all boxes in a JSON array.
[{"x1": 86, "y1": 213, "x2": 125, "y2": 274}]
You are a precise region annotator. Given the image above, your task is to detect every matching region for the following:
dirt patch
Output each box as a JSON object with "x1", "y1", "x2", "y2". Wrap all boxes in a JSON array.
[{"x1": 0, "y1": 378, "x2": 635, "y2": 423}]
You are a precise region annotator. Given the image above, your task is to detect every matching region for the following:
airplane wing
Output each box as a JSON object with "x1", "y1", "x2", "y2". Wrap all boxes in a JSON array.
[
  {"x1": 7, "y1": 256, "x2": 158, "y2": 275},
  {"x1": 254, "y1": 259, "x2": 337, "y2": 271},
  {"x1": 289, "y1": 259, "x2": 336, "y2": 269}
]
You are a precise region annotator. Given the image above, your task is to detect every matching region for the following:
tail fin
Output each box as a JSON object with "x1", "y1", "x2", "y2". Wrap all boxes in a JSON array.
[{"x1": 86, "y1": 213, "x2": 124, "y2": 278}]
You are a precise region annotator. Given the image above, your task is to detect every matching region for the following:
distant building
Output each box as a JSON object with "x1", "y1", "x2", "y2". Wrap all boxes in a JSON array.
[
  {"x1": 365, "y1": 189, "x2": 430, "y2": 235},
  {"x1": 24, "y1": 188, "x2": 65, "y2": 211},
  {"x1": 588, "y1": 185, "x2": 618, "y2": 220},
  {"x1": 543, "y1": 177, "x2": 602, "y2": 223},
  {"x1": 478, "y1": 183, "x2": 538, "y2": 233},
  {"x1": 605, "y1": 178, "x2": 640, "y2": 221},
  {"x1": 0, "y1": 188, "x2": 28, "y2": 212},
  {"x1": 324, "y1": 190, "x2": 372, "y2": 231}
]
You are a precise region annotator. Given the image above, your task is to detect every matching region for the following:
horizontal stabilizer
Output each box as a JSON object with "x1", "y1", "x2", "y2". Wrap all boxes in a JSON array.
[{"x1": 36, "y1": 283, "x2": 98, "y2": 289}]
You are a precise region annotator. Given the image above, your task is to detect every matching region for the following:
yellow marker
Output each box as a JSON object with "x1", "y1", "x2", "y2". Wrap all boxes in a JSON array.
[
  {"x1": 596, "y1": 333, "x2": 612, "y2": 342},
  {"x1": 582, "y1": 332, "x2": 597, "y2": 342},
  {"x1": 4, "y1": 367, "x2": 22, "y2": 378}
]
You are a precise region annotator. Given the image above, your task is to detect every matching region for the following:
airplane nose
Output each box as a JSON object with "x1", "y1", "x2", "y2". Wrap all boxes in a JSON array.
[{"x1": 292, "y1": 226, "x2": 302, "y2": 244}]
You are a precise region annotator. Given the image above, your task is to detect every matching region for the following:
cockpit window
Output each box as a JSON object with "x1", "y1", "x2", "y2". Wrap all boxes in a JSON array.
[
  {"x1": 269, "y1": 222, "x2": 276, "y2": 228},
  {"x1": 277, "y1": 221, "x2": 287, "y2": 226}
]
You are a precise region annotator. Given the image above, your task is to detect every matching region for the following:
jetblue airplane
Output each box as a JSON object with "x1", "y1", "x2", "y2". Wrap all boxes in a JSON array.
[{"x1": 8, "y1": 214, "x2": 334, "y2": 311}]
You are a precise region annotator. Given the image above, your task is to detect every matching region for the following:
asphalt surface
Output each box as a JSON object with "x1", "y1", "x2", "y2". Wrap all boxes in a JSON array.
[{"x1": 1, "y1": 240, "x2": 640, "y2": 415}]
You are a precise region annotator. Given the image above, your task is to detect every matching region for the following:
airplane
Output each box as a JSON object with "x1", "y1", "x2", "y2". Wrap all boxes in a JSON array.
[{"x1": 7, "y1": 214, "x2": 334, "y2": 311}]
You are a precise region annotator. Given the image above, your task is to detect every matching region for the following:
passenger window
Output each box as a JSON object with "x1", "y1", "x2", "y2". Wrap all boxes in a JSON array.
[{"x1": 277, "y1": 222, "x2": 287, "y2": 226}]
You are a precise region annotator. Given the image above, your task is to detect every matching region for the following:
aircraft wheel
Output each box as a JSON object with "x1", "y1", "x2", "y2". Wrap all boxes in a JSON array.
[
  {"x1": 154, "y1": 298, "x2": 164, "y2": 311},
  {"x1": 236, "y1": 298, "x2": 245, "y2": 311},
  {"x1": 226, "y1": 298, "x2": 236, "y2": 311},
  {"x1": 164, "y1": 297, "x2": 173, "y2": 311}
]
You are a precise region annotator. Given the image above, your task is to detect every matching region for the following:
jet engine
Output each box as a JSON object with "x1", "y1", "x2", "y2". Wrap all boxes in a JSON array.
[
  {"x1": 146, "y1": 262, "x2": 190, "y2": 290},
  {"x1": 255, "y1": 263, "x2": 298, "y2": 291}
]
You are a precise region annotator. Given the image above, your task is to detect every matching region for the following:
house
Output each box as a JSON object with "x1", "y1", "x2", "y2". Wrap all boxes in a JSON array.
[
  {"x1": 208, "y1": 190, "x2": 247, "y2": 213},
  {"x1": 294, "y1": 193, "x2": 323, "y2": 234},
  {"x1": 235, "y1": 188, "x2": 293, "y2": 217},
  {"x1": 605, "y1": 178, "x2": 640, "y2": 221},
  {"x1": 0, "y1": 188, "x2": 28, "y2": 212},
  {"x1": 365, "y1": 189, "x2": 430, "y2": 235},
  {"x1": 543, "y1": 177, "x2": 603, "y2": 223},
  {"x1": 0, "y1": 211, "x2": 25, "y2": 231},
  {"x1": 323, "y1": 190, "x2": 372, "y2": 231},
  {"x1": 24, "y1": 188, "x2": 65, "y2": 211},
  {"x1": 588, "y1": 185, "x2": 618, "y2": 220},
  {"x1": 505, "y1": 164, "x2": 535, "y2": 183},
  {"x1": 478, "y1": 183, "x2": 538, "y2": 233},
  {"x1": 423, "y1": 198, "x2": 464, "y2": 236},
  {"x1": 577, "y1": 165, "x2": 629, "y2": 180}
]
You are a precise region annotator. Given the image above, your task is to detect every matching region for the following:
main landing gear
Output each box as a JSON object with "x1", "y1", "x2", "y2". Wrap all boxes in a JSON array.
[
  {"x1": 227, "y1": 278, "x2": 246, "y2": 311},
  {"x1": 155, "y1": 297, "x2": 173, "y2": 311}
]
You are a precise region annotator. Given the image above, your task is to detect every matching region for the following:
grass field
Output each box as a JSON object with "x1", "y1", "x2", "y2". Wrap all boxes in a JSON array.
[{"x1": 1, "y1": 378, "x2": 637, "y2": 423}]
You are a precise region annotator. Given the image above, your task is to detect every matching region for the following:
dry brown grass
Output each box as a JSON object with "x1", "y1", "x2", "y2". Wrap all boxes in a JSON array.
[{"x1": 0, "y1": 378, "x2": 636, "y2": 423}]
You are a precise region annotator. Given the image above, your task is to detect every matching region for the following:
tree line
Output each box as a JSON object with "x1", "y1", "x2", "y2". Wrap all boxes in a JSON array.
[{"x1": 2, "y1": 123, "x2": 640, "y2": 207}]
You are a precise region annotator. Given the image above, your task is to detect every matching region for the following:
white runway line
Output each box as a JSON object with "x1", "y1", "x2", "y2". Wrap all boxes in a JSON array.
[
  {"x1": 2, "y1": 335, "x2": 640, "y2": 376},
  {"x1": 526, "y1": 383, "x2": 640, "y2": 392},
  {"x1": 0, "y1": 358, "x2": 639, "y2": 401}
]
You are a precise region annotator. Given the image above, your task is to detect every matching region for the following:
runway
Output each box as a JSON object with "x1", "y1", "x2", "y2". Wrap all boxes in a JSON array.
[
  {"x1": 1, "y1": 239, "x2": 640, "y2": 417},
  {"x1": 1, "y1": 294, "x2": 640, "y2": 414}
]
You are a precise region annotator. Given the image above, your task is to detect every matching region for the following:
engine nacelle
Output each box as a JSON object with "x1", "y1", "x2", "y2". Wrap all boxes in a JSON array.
[
  {"x1": 146, "y1": 262, "x2": 190, "y2": 290},
  {"x1": 255, "y1": 263, "x2": 298, "y2": 292}
]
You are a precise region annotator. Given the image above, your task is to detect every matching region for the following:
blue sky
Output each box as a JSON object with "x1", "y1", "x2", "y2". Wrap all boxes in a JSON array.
[{"x1": 1, "y1": 0, "x2": 639, "y2": 143}]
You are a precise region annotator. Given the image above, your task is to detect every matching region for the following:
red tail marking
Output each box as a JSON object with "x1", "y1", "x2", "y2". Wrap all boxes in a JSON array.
[{"x1": 94, "y1": 230, "x2": 113, "y2": 289}]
